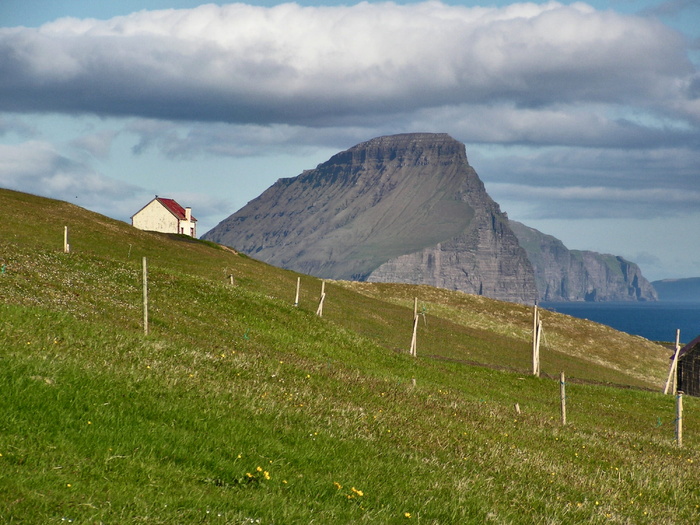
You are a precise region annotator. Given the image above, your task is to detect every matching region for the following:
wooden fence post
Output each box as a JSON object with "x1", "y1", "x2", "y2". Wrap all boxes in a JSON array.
[
  {"x1": 532, "y1": 304, "x2": 540, "y2": 376},
  {"x1": 294, "y1": 277, "x2": 301, "y2": 307},
  {"x1": 409, "y1": 297, "x2": 418, "y2": 357},
  {"x1": 142, "y1": 257, "x2": 149, "y2": 336},
  {"x1": 315, "y1": 281, "x2": 326, "y2": 317},
  {"x1": 63, "y1": 226, "x2": 70, "y2": 254},
  {"x1": 560, "y1": 371, "x2": 567, "y2": 426}
]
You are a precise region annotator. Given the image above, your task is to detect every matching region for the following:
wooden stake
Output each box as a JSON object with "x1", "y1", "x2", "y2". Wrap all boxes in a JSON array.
[
  {"x1": 532, "y1": 304, "x2": 539, "y2": 376},
  {"x1": 676, "y1": 391, "x2": 683, "y2": 448},
  {"x1": 673, "y1": 329, "x2": 680, "y2": 394},
  {"x1": 665, "y1": 329, "x2": 682, "y2": 395},
  {"x1": 532, "y1": 320, "x2": 542, "y2": 377},
  {"x1": 409, "y1": 297, "x2": 418, "y2": 357},
  {"x1": 229, "y1": 274, "x2": 235, "y2": 286},
  {"x1": 315, "y1": 281, "x2": 326, "y2": 317},
  {"x1": 142, "y1": 257, "x2": 149, "y2": 336},
  {"x1": 63, "y1": 226, "x2": 70, "y2": 254},
  {"x1": 560, "y1": 371, "x2": 567, "y2": 426},
  {"x1": 294, "y1": 277, "x2": 301, "y2": 307}
]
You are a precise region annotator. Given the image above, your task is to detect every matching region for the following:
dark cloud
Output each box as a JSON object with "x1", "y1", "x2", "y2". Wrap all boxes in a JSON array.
[
  {"x1": 475, "y1": 145, "x2": 700, "y2": 220},
  {"x1": 640, "y1": 0, "x2": 700, "y2": 17},
  {"x1": 124, "y1": 119, "x2": 373, "y2": 159}
]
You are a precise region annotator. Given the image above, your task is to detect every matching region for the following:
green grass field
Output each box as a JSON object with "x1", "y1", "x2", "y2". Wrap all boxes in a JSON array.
[{"x1": 1, "y1": 188, "x2": 698, "y2": 523}]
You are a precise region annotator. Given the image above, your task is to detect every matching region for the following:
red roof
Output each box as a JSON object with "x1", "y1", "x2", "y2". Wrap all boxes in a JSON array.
[{"x1": 157, "y1": 197, "x2": 197, "y2": 222}]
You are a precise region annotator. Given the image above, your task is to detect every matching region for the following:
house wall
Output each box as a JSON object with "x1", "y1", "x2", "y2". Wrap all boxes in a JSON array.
[
  {"x1": 132, "y1": 201, "x2": 179, "y2": 234},
  {"x1": 178, "y1": 218, "x2": 197, "y2": 237}
]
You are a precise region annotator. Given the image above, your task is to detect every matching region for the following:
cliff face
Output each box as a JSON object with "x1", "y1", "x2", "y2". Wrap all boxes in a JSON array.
[
  {"x1": 509, "y1": 221, "x2": 658, "y2": 302},
  {"x1": 203, "y1": 133, "x2": 538, "y2": 303}
]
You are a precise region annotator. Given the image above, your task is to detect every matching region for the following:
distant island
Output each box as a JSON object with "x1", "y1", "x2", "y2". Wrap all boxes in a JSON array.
[{"x1": 652, "y1": 278, "x2": 700, "y2": 302}]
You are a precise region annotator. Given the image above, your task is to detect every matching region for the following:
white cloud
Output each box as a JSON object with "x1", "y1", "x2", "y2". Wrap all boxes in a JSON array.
[
  {"x1": 0, "y1": 140, "x2": 143, "y2": 218},
  {"x1": 0, "y1": 114, "x2": 36, "y2": 138},
  {"x1": 0, "y1": 2, "x2": 694, "y2": 129},
  {"x1": 0, "y1": 2, "x2": 699, "y2": 279},
  {"x1": 70, "y1": 129, "x2": 118, "y2": 159}
]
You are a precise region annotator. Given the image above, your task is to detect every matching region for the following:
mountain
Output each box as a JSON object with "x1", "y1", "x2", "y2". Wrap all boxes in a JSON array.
[
  {"x1": 652, "y1": 278, "x2": 700, "y2": 302},
  {"x1": 509, "y1": 221, "x2": 658, "y2": 302},
  {"x1": 204, "y1": 133, "x2": 538, "y2": 304}
]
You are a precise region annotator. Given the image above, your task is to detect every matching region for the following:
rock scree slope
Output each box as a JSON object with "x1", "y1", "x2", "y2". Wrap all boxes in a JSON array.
[{"x1": 204, "y1": 133, "x2": 538, "y2": 303}]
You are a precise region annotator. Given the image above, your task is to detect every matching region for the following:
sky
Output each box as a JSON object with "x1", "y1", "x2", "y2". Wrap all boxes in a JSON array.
[{"x1": 1, "y1": 0, "x2": 699, "y2": 282}]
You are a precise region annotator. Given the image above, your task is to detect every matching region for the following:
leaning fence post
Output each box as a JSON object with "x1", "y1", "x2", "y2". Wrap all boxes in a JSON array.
[
  {"x1": 315, "y1": 280, "x2": 326, "y2": 317},
  {"x1": 294, "y1": 277, "x2": 301, "y2": 307},
  {"x1": 142, "y1": 257, "x2": 149, "y2": 336},
  {"x1": 665, "y1": 329, "x2": 682, "y2": 395},
  {"x1": 409, "y1": 297, "x2": 418, "y2": 357},
  {"x1": 560, "y1": 371, "x2": 567, "y2": 426},
  {"x1": 673, "y1": 329, "x2": 680, "y2": 394}
]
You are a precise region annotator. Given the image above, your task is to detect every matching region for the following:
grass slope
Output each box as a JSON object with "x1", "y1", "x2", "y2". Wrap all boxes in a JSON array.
[{"x1": 1, "y1": 188, "x2": 698, "y2": 523}]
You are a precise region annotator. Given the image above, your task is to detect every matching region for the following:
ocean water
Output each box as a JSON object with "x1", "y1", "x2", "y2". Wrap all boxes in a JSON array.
[{"x1": 540, "y1": 301, "x2": 700, "y2": 344}]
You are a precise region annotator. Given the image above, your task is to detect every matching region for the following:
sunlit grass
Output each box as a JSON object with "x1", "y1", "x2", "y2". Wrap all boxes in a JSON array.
[{"x1": 1, "y1": 188, "x2": 697, "y2": 523}]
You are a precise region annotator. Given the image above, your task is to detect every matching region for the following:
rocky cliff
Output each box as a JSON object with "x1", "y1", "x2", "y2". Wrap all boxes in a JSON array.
[
  {"x1": 509, "y1": 221, "x2": 657, "y2": 302},
  {"x1": 204, "y1": 133, "x2": 538, "y2": 303}
]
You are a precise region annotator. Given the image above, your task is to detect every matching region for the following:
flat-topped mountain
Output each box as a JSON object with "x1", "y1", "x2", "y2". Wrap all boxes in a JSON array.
[{"x1": 204, "y1": 133, "x2": 538, "y2": 303}]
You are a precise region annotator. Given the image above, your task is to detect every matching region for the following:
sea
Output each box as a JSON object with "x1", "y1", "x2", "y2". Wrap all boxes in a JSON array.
[{"x1": 540, "y1": 301, "x2": 700, "y2": 345}]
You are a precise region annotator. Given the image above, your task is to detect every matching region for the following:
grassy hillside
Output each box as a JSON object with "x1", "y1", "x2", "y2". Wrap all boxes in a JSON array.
[{"x1": 1, "y1": 188, "x2": 698, "y2": 523}]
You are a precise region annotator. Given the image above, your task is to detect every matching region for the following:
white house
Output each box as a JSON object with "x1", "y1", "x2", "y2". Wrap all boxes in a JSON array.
[{"x1": 131, "y1": 196, "x2": 197, "y2": 237}]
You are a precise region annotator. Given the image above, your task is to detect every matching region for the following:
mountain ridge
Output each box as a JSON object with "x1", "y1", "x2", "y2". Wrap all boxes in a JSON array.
[
  {"x1": 204, "y1": 133, "x2": 538, "y2": 303},
  {"x1": 204, "y1": 133, "x2": 656, "y2": 303}
]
